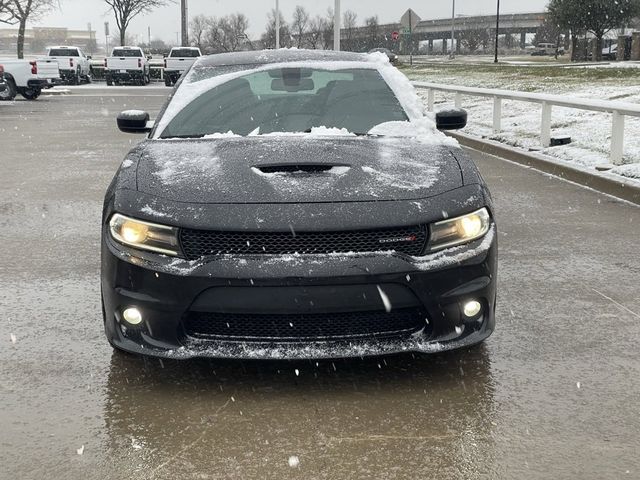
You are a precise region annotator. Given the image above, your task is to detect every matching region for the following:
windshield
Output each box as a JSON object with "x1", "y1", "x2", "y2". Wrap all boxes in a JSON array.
[
  {"x1": 49, "y1": 49, "x2": 79, "y2": 57},
  {"x1": 170, "y1": 49, "x2": 201, "y2": 58},
  {"x1": 159, "y1": 67, "x2": 408, "y2": 138},
  {"x1": 112, "y1": 49, "x2": 142, "y2": 57}
]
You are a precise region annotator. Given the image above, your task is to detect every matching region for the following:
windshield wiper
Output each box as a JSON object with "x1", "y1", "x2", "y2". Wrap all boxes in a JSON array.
[
  {"x1": 160, "y1": 134, "x2": 206, "y2": 139},
  {"x1": 301, "y1": 128, "x2": 377, "y2": 137}
]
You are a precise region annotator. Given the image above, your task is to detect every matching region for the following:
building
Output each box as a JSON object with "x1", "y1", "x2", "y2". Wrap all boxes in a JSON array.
[{"x1": 0, "y1": 27, "x2": 98, "y2": 55}]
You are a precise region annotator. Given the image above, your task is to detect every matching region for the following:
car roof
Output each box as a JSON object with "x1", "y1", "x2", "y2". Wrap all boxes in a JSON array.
[
  {"x1": 196, "y1": 49, "x2": 371, "y2": 68},
  {"x1": 48, "y1": 46, "x2": 80, "y2": 49}
]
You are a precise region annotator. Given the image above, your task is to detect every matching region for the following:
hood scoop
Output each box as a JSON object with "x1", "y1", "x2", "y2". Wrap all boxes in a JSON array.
[{"x1": 254, "y1": 164, "x2": 349, "y2": 175}]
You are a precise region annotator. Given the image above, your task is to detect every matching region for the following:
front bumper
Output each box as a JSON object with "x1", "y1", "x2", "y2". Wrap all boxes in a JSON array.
[{"x1": 101, "y1": 226, "x2": 497, "y2": 360}]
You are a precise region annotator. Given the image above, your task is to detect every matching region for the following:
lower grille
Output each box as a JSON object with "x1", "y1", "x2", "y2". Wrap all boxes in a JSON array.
[
  {"x1": 179, "y1": 225, "x2": 428, "y2": 260},
  {"x1": 183, "y1": 309, "x2": 429, "y2": 342}
]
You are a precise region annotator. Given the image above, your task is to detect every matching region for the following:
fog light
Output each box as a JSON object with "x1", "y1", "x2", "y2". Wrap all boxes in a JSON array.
[
  {"x1": 463, "y1": 301, "x2": 482, "y2": 318},
  {"x1": 122, "y1": 307, "x2": 143, "y2": 325}
]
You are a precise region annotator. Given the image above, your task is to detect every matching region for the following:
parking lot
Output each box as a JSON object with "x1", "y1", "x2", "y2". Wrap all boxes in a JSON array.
[{"x1": 1, "y1": 87, "x2": 639, "y2": 479}]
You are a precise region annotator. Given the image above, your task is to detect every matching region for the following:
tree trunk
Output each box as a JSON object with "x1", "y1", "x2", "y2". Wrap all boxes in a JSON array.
[
  {"x1": 17, "y1": 18, "x2": 26, "y2": 59},
  {"x1": 570, "y1": 34, "x2": 579, "y2": 62},
  {"x1": 120, "y1": 28, "x2": 126, "y2": 46},
  {"x1": 594, "y1": 35, "x2": 603, "y2": 62}
]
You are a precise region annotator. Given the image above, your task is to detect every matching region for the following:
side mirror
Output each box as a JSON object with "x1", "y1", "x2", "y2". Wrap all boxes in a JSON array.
[
  {"x1": 436, "y1": 108, "x2": 468, "y2": 130},
  {"x1": 117, "y1": 110, "x2": 152, "y2": 134},
  {"x1": 86, "y1": 55, "x2": 92, "y2": 60}
]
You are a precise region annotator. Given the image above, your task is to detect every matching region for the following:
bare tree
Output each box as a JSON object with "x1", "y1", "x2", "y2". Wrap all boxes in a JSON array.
[
  {"x1": 104, "y1": 0, "x2": 175, "y2": 46},
  {"x1": 458, "y1": 28, "x2": 490, "y2": 54},
  {"x1": 307, "y1": 15, "x2": 327, "y2": 49},
  {"x1": 0, "y1": 1, "x2": 17, "y2": 24},
  {"x1": 342, "y1": 9, "x2": 357, "y2": 51},
  {"x1": 0, "y1": 0, "x2": 58, "y2": 58},
  {"x1": 322, "y1": 8, "x2": 334, "y2": 50},
  {"x1": 262, "y1": 8, "x2": 291, "y2": 49},
  {"x1": 204, "y1": 13, "x2": 249, "y2": 53},
  {"x1": 364, "y1": 16, "x2": 379, "y2": 50},
  {"x1": 190, "y1": 14, "x2": 208, "y2": 50},
  {"x1": 291, "y1": 5, "x2": 309, "y2": 48},
  {"x1": 220, "y1": 13, "x2": 249, "y2": 52}
]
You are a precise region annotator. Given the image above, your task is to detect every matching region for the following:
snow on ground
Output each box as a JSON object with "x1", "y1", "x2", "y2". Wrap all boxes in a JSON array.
[{"x1": 405, "y1": 64, "x2": 640, "y2": 184}]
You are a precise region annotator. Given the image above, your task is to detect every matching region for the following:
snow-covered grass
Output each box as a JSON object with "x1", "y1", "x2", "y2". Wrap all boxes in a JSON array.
[{"x1": 402, "y1": 63, "x2": 640, "y2": 183}]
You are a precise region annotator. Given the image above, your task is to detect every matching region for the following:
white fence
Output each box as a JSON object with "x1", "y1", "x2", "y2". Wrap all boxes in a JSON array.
[{"x1": 413, "y1": 82, "x2": 640, "y2": 165}]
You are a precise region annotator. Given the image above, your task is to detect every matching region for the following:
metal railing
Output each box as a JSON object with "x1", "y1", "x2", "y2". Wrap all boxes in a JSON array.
[{"x1": 413, "y1": 81, "x2": 640, "y2": 165}]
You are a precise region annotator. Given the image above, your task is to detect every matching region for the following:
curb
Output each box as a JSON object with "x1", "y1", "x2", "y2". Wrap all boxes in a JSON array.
[{"x1": 448, "y1": 131, "x2": 640, "y2": 205}]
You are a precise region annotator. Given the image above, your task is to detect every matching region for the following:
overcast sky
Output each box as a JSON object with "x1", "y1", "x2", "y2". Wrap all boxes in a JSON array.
[{"x1": 33, "y1": 0, "x2": 548, "y2": 44}]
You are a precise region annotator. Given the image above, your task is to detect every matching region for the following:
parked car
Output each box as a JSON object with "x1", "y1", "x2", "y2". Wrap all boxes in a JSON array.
[
  {"x1": 46, "y1": 46, "x2": 92, "y2": 84},
  {"x1": 102, "y1": 50, "x2": 497, "y2": 360},
  {"x1": 530, "y1": 43, "x2": 565, "y2": 56},
  {"x1": 602, "y1": 44, "x2": 617, "y2": 61},
  {"x1": 368, "y1": 47, "x2": 399, "y2": 64},
  {"x1": 0, "y1": 58, "x2": 60, "y2": 100},
  {"x1": 163, "y1": 47, "x2": 202, "y2": 87},
  {"x1": 105, "y1": 46, "x2": 150, "y2": 86}
]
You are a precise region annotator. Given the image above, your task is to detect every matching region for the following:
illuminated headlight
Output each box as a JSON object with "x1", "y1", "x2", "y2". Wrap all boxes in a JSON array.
[
  {"x1": 109, "y1": 213, "x2": 180, "y2": 256},
  {"x1": 428, "y1": 208, "x2": 491, "y2": 251}
]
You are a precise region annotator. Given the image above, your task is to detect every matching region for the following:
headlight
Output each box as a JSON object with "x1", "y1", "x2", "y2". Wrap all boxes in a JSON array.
[
  {"x1": 109, "y1": 213, "x2": 180, "y2": 256},
  {"x1": 428, "y1": 208, "x2": 491, "y2": 251}
]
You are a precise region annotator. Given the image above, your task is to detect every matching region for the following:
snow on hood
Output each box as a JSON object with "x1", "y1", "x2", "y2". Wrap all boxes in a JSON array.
[
  {"x1": 150, "y1": 142, "x2": 221, "y2": 184},
  {"x1": 152, "y1": 51, "x2": 446, "y2": 142},
  {"x1": 136, "y1": 136, "x2": 463, "y2": 204},
  {"x1": 368, "y1": 118, "x2": 458, "y2": 147}
]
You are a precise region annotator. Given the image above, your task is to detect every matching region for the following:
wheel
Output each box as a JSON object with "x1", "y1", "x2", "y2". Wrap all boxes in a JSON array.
[
  {"x1": 164, "y1": 76, "x2": 172, "y2": 87},
  {"x1": 0, "y1": 78, "x2": 17, "y2": 101},
  {"x1": 106, "y1": 77, "x2": 113, "y2": 86},
  {"x1": 20, "y1": 87, "x2": 41, "y2": 100}
]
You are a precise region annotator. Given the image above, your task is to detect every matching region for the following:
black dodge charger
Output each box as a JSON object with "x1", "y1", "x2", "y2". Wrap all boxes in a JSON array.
[{"x1": 101, "y1": 50, "x2": 497, "y2": 360}]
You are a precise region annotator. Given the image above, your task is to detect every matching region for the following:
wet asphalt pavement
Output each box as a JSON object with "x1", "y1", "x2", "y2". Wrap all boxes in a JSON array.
[{"x1": 0, "y1": 86, "x2": 639, "y2": 480}]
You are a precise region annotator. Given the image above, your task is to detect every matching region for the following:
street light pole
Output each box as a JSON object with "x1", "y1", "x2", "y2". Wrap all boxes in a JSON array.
[
  {"x1": 450, "y1": 0, "x2": 455, "y2": 59},
  {"x1": 275, "y1": 0, "x2": 280, "y2": 49},
  {"x1": 181, "y1": 0, "x2": 188, "y2": 46},
  {"x1": 494, "y1": 0, "x2": 500, "y2": 63},
  {"x1": 334, "y1": 0, "x2": 341, "y2": 51}
]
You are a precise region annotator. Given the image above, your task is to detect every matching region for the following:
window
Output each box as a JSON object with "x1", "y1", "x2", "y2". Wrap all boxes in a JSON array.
[
  {"x1": 49, "y1": 49, "x2": 79, "y2": 57},
  {"x1": 160, "y1": 67, "x2": 408, "y2": 138},
  {"x1": 112, "y1": 49, "x2": 143, "y2": 58}
]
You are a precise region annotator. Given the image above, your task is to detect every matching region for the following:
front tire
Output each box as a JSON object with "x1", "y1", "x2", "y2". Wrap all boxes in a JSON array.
[
  {"x1": 0, "y1": 78, "x2": 17, "y2": 101},
  {"x1": 164, "y1": 76, "x2": 172, "y2": 87}
]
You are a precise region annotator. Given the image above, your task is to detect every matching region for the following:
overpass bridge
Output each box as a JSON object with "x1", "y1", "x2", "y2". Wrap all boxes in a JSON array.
[{"x1": 342, "y1": 12, "x2": 547, "y2": 53}]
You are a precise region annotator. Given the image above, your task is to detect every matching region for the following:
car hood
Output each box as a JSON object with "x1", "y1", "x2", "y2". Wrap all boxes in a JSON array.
[{"x1": 134, "y1": 136, "x2": 463, "y2": 204}]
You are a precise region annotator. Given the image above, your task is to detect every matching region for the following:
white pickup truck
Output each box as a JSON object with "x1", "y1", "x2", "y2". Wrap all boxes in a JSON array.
[
  {"x1": 105, "y1": 46, "x2": 150, "y2": 86},
  {"x1": 163, "y1": 47, "x2": 202, "y2": 86},
  {"x1": 0, "y1": 58, "x2": 60, "y2": 100},
  {"x1": 46, "y1": 46, "x2": 92, "y2": 84}
]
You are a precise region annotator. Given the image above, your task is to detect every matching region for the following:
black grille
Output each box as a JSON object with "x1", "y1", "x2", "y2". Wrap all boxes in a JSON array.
[
  {"x1": 183, "y1": 309, "x2": 429, "y2": 342},
  {"x1": 179, "y1": 225, "x2": 428, "y2": 259}
]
